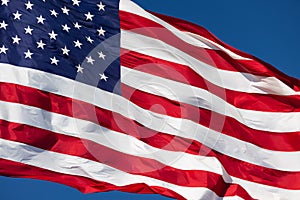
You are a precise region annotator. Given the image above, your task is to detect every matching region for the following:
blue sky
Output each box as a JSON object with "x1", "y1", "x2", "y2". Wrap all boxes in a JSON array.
[{"x1": 1, "y1": 0, "x2": 300, "y2": 199}]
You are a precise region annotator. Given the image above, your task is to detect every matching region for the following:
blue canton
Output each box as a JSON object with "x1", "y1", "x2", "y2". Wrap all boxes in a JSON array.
[{"x1": 0, "y1": 0, "x2": 121, "y2": 93}]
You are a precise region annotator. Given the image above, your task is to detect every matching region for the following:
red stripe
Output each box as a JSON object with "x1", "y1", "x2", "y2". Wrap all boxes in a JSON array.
[
  {"x1": 121, "y1": 49, "x2": 300, "y2": 112},
  {"x1": 0, "y1": 120, "x2": 254, "y2": 199},
  {"x1": 0, "y1": 82, "x2": 299, "y2": 189},
  {"x1": 0, "y1": 158, "x2": 185, "y2": 200},
  {"x1": 149, "y1": 11, "x2": 300, "y2": 92}
]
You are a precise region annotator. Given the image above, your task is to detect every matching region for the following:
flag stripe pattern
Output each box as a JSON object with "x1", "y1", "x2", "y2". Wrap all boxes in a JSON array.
[{"x1": 0, "y1": 0, "x2": 300, "y2": 199}]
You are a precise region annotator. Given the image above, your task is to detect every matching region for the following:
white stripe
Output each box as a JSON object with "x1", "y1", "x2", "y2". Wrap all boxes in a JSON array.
[
  {"x1": 121, "y1": 66, "x2": 300, "y2": 133},
  {"x1": 121, "y1": 29, "x2": 299, "y2": 96},
  {"x1": 185, "y1": 31, "x2": 251, "y2": 61},
  {"x1": 0, "y1": 101, "x2": 299, "y2": 199},
  {"x1": 0, "y1": 138, "x2": 220, "y2": 200},
  {"x1": 231, "y1": 176, "x2": 300, "y2": 200},
  {"x1": 0, "y1": 64, "x2": 300, "y2": 171},
  {"x1": 119, "y1": 0, "x2": 251, "y2": 61}
]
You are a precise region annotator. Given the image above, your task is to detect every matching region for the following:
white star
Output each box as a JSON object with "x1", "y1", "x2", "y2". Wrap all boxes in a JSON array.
[
  {"x1": 24, "y1": 25, "x2": 33, "y2": 35},
  {"x1": 50, "y1": 56, "x2": 59, "y2": 65},
  {"x1": 85, "y1": 12, "x2": 94, "y2": 21},
  {"x1": 86, "y1": 56, "x2": 95, "y2": 65},
  {"x1": 48, "y1": 30, "x2": 58, "y2": 40},
  {"x1": 0, "y1": 20, "x2": 8, "y2": 30},
  {"x1": 61, "y1": 46, "x2": 70, "y2": 56},
  {"x1": 12, "y1": 35, "x2": 21, "y2": 44},
  {"x1": 97, "y1": 1, "x2": 105, "y2": 11},
  {"x1": 61, "y1": 6, "x2": 70, "y2": 15},
  {"x1": 76, "y1": 64, "x2": 84, "y2": 73},
  {"x1": 86, "y1": 36, "x2": 94, "y2": 44},
  {"x1": 73, "y1": 22, "x2": 81, "y2": 30},
  {"x1": 62, "y1": 24, "x2": 71, "y2": 33},
  {"x1": 1, "y1": 0, "x2": 9, "y2": 6},
  {"x1": 13, "y1": 11, "x2": 22, "y2": 20},
  {"x1": 98, "y1": 51, "x2": 106, "y2": 60},
  {"x1": 97, "y1": 27, "x2": 106, "y2": 36},
  {"x1": 24, "y1": 49, "x2": 33, "y2": 59},
  {"x1": 99, "y1": 73, "x2": 108, "y2": 81},
  {"x1": 73, "y1": 40, "x2": 82, "y2": 49},
  {"x1": 25, "y1": 1, "x2": 34, "y2": 10},
  {"x1": 36, "y1": 15, "x2": 46, "y2": 24},
  {"x1": 50, "y1": 9, "x2": 58, "y2": 17},
  {"x1": 0, "y1": 45, "x2": 8, "y2": 54},
  {"x1": 36, "y1": 40, "x2": 46, "y2": 49},
  {"x1": 72, "y1": 0, "x2": 80, "y2": 6}
]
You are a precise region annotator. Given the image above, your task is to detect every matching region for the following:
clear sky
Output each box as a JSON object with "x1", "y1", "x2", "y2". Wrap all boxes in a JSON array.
[{"x1": 1, "y1": 0, "x2": 300, "y2": 200}]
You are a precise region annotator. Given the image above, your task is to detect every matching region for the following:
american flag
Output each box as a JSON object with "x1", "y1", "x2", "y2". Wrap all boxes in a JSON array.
[{"x1": 1, "y1": 0, "x2": 300, "y2": 199}]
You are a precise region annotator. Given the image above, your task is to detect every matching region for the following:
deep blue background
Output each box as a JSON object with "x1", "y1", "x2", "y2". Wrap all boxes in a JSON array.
[{"x1": 1, "y1": 0, "x2": 299, "y2": 199}]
